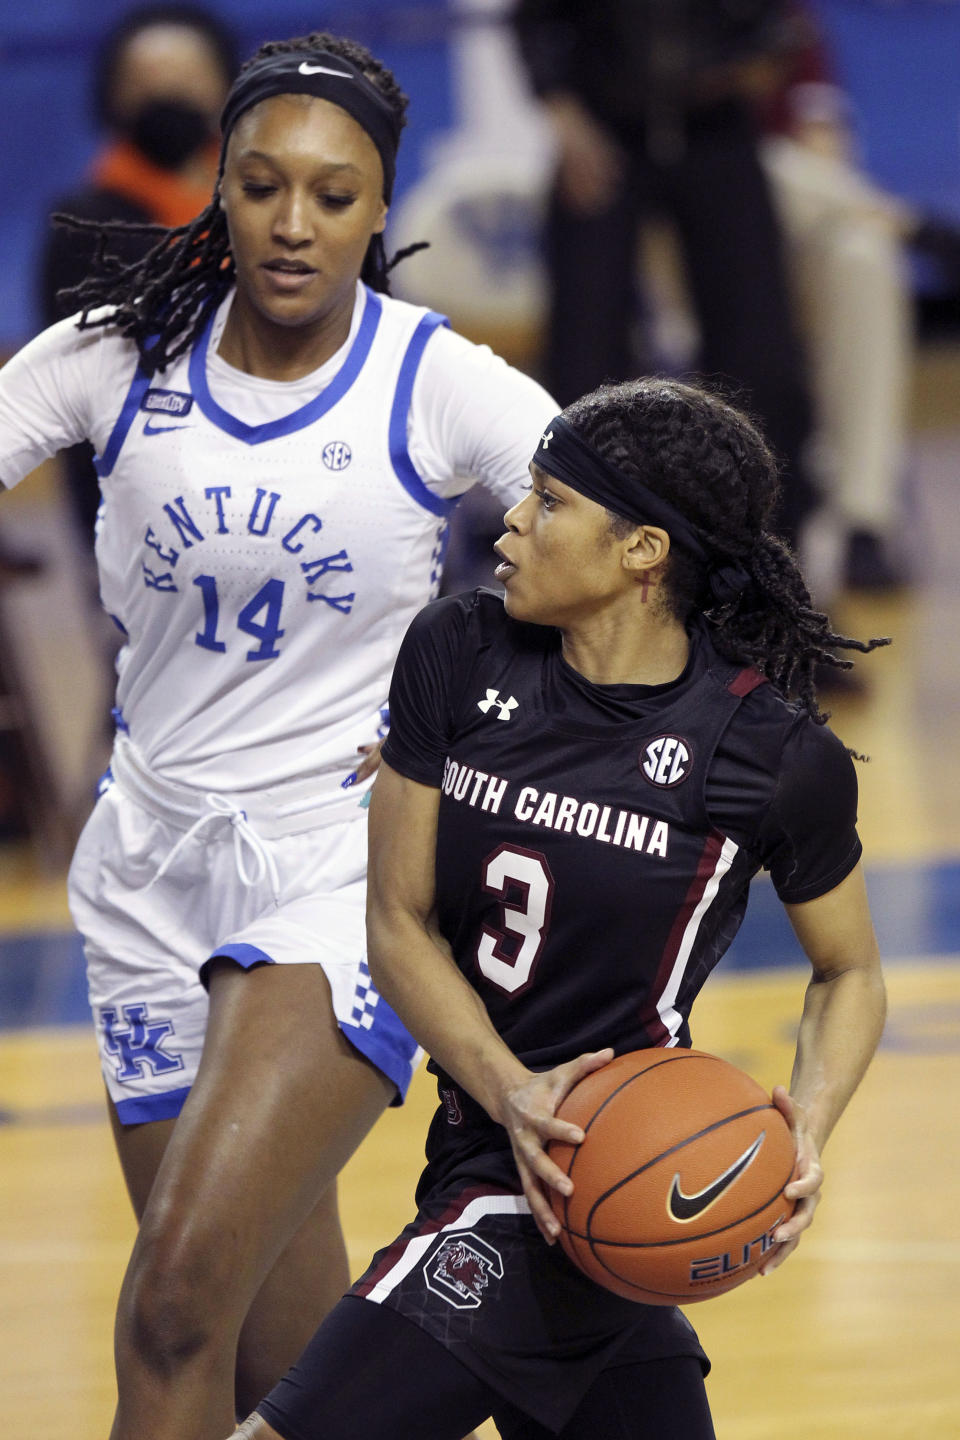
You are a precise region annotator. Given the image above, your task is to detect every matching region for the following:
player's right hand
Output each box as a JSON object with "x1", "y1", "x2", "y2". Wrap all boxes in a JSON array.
[{"x1": 499, "y1": 1048, "x2": 615, "y2": 1243}]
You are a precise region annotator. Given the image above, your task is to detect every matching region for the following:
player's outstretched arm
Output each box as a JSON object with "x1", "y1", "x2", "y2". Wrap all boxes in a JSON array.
[
  {"x1": 760, "y1": 862, "x2": 886, "y2": 1273},
  {"x1": 366, "y1": 760, "x2": 608, "y2": 1239}
]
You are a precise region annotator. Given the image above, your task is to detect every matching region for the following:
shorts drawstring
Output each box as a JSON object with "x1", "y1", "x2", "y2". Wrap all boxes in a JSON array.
[{"x1": 145, "y1": 794, "x2": 282, "y2": 906}]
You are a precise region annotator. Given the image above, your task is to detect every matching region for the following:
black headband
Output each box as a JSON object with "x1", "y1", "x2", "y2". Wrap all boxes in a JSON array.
[
  {"x1": 219, "y1": 50, "x2": 401, "y2": 202},
  {"x1": 532, "y1": 416, "x2": 755, "y2": 607},
  {"x1": 534, "y1": 416, "x2": 710, "y2": 561}
]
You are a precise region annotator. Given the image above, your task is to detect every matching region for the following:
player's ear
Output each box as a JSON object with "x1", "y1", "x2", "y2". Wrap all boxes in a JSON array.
[{"x1": 622, "y1": 525, "x2": 670, "y2": 574}]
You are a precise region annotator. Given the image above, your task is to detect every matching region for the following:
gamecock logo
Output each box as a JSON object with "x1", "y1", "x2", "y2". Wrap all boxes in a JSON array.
[{"x1": 423, "y1": 1231, "x2": 504, "y2": 1309}]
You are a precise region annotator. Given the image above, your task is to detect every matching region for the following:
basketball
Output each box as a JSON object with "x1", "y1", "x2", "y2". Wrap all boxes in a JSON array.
[{"x1": 547, "y1": 1049, "x2": 798, "y2": 1305}]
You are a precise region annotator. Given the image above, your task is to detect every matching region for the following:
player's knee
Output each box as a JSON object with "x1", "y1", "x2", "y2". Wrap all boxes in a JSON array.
[{"x1": 118, "y1": 1215, "x2": 230, "y2": 1372}]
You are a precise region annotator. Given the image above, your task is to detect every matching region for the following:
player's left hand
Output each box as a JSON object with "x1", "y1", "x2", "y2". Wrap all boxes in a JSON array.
[
  {"x1": 355, "y1": 741, "x2": 384, "y2": 784},
  {"x1": 759, "y1": 1085, "x2": 823, "y2": 1275}
]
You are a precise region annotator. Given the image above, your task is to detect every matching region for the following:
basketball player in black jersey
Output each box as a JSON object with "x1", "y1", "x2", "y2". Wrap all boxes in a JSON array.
[{"x1": 235, "y1": 380, "x2": 887, "y2": 1440}]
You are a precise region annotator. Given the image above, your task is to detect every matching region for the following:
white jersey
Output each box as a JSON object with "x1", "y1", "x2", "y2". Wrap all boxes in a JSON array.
[{"x1": 0, "y1": 283, "x2": 556, "y2": 805}]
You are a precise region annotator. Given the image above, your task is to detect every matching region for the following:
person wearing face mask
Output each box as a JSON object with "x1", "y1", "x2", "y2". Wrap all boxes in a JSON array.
[{"x1": 37, "y1": 3, "x2": 238, "y2": 550}]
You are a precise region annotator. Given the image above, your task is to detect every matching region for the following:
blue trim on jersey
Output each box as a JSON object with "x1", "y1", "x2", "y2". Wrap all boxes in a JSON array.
[
  {"x1": 94, "y1": 363, "x2": 154, "y2": 478},
  {"x1": 114, "y1": 1085, "x2": 192, "y2": 1125},
  {"x1": 187, "y1": 288, "x2": 383, "y2": 445},
  {"x1": 339, "y1": 991, "x2": 420, "y2": 1105},
  {"x1": 389, "y1": 310, "x2": 457, "y2": 518},
  {"x1": 207, "y1": 942, "x2": 275, "y2": 972}
]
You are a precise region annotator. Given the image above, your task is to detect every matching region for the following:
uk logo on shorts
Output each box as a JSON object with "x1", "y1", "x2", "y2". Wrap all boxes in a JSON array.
[
  {"x1": 641, "y1": 734, "x2": 693, "y2": 788},
  {"x1": 100, "y1": 1003, "x2": 185, "y2": 1083},
  {"x1": 423, "y1": 1231, "x2": 504, "y2": 1309}
]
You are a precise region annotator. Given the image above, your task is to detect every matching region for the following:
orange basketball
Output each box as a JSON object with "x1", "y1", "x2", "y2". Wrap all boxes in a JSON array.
[{"x1": 547, "y1": 1048, "x2": 797, "y2": 1305}]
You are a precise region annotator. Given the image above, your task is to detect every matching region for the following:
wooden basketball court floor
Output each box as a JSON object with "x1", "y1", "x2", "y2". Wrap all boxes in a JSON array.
[{"x1": 2, "y1": 356, "x2": 959, "y2": 1438}]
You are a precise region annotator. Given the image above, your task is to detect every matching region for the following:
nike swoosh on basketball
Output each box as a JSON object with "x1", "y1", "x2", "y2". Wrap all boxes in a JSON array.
[
  {"x1": 143, "y1": 418, "x2": 190, "y2": 436},
  {"x1": 298, "y1": 62, "x2": 353, "y2": 78},
  {"x1": 667, "y1": 1132, "x2": 766, "y2": 1222}
]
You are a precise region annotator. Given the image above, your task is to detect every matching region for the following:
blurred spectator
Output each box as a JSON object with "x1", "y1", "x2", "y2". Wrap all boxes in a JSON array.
[
  {"x1": 511, "y1": 0, "x2": 818, "y2": 551},
  {"x1": 37, "y1": 2, "x2": 237, "y2": 547},
  {"x1": 756, "y1": 4, "x2": 922, "y2": 590}
]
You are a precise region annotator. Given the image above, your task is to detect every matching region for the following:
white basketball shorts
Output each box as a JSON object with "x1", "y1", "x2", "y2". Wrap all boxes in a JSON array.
[{"x1": 67, "y1": 740, "x2": 420, "y2": 1125}]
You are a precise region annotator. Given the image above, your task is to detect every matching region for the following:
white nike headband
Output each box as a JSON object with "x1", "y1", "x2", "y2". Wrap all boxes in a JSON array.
[{"x1": 219, "y1": 48, "x2": 402, "y2": 201}]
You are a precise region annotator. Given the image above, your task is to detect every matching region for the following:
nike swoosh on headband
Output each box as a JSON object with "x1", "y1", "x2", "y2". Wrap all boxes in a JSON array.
[
  {"x1": 667, "y1": 1132, "x2": 766, "y2": 1222},
  {"x1": 298, "y1": 62, "x2": 353, "y2": 78}
]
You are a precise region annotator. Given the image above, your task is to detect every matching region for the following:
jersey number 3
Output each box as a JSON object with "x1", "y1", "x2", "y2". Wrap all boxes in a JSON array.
[{"x1": 477, "y1": 844, "x2": 554, "y2": 995}]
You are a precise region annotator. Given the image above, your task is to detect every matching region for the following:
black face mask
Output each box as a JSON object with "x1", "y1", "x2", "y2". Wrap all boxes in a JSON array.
[{"x1": 127, "y1": 98, "x2": 212, "y2": 171}]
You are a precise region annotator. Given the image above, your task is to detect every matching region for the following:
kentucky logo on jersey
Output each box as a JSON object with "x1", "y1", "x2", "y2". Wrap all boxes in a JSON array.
[
  {"x1": 100, "y1": 1003, "x2": 185, "y2": 1082},
  {"x1": 423, "y1": 1231, "x2": 504, "y2": 1309},
  {"x1": 641, "y1": 734, "x2": 693, "y2": 788},
  {"x1": 477, "y1": 688, "x2": 519, "y2": 721}
]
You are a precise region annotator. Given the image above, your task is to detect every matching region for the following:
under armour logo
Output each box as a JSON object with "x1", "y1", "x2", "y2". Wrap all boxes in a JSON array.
[
  {"x1": 101, "y1": 1003, "x2": 185, "y2": 1082},
  {"x1": 477, "y1": 688, "x2": 519, "y2": 721},
  {"x1": 540, "y1": 429, "x2": 554, "y2": 449}
]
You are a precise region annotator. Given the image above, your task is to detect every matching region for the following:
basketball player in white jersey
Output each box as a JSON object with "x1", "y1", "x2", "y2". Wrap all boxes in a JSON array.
[{"x1": 0, "y1": 32, "x2": 556, "y2": 1440}]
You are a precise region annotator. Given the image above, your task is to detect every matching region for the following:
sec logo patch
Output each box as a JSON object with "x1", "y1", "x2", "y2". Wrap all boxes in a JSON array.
[
  {"x1": 322, "y1": 440, "x2": 352, "y2": 471},
  {"x1": 641, "y1": 735, "x2": 692, "y2": 787}
]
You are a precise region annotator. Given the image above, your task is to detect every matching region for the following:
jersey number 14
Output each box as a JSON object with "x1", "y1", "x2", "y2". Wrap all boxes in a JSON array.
[{"x1": 193, "y1": 575, "x2": 285, "y2": 661}]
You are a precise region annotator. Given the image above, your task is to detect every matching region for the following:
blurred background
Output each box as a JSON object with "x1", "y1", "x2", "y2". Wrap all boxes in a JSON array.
[{"x1": 0, "y1": 2, "x2": 958, "y2": 1436}]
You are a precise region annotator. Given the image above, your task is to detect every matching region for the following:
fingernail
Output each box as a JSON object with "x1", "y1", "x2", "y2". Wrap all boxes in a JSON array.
[{"x1": 341, "y1": 772, "x2": 357, "y2": 789}]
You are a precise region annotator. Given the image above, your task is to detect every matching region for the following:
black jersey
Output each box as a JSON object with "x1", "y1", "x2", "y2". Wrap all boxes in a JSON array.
[
  {"x1": 383, "y1": 590, "x2": 860, "y2": 1192},
  {"x1": 353, "y1": 590, "x2": 860, "y2": 1425}
]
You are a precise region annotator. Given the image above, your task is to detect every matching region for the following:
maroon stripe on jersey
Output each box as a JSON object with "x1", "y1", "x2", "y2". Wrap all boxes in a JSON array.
[
  {"x1": 727, "y1": 666, "x2": 767, "y2": 697},
  {"x1": 640, "y1": 831, "x2": 727, "y2": 1047},
  {"x1": 353, "y1": 1184, "x2": 509, "y2": 1297}
]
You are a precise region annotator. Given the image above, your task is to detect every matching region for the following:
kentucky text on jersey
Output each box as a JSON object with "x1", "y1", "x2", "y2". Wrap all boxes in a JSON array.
[
  {"x1": 441, "y1": 756, "x2": 670, "y2": 857},
  {"x1": 141, "y1": 486, "x2": 356, "y2": 614}
]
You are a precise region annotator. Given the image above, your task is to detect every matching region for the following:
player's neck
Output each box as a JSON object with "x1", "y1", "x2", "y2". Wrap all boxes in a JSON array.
[
  {"x1": 217, "y1": 290, "x2": 355, "y2": 381},
  {"x1": 560, "y1": 608, "x2": 690, "y2": 687}
]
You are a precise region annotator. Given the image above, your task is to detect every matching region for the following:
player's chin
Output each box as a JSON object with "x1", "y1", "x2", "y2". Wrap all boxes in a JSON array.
[
  {"x1": 500, "y1": 576, "x2": 543, "y2": 623},
  {"x1": 251, "y1": 277, "x2": 328, "y2": 327},
  {"x1": 501, "y1": 583, "x2": 532, "y2": 622}
]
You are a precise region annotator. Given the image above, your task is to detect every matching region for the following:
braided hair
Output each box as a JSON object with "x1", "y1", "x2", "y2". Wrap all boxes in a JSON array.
[
  {"x1": 57, "y1": 31, "x2": 414, "y2": 375},
  {"x1": 564, "y1": 378, "x2": 889, "y2": 726}
]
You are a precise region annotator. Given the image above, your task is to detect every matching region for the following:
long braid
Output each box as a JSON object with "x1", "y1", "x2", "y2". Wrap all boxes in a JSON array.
[
  {"x1": 566, "y1": 379, "x2": 889, "y2": 727},
  {"x1": 60, "y1": 200, "x2": 233, "y2": 374},
  {"x1": 56, "y1": 30, "x2": 410, "y2": 375}
]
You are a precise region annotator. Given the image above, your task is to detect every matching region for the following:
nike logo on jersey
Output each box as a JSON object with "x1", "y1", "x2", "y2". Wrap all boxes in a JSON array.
[
  {"x1": 143, "y1": 418, "x2": 191, "y2": 436},
  {"x1": 667, "y1": 1132, "x2": 766, "y2": 1222},
  {"x1": 298, "y1": 61, "x2": 353, "y2": 77},
  {"x1": 477, "y1": 689, "x2": 518, "y2": 721}
]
